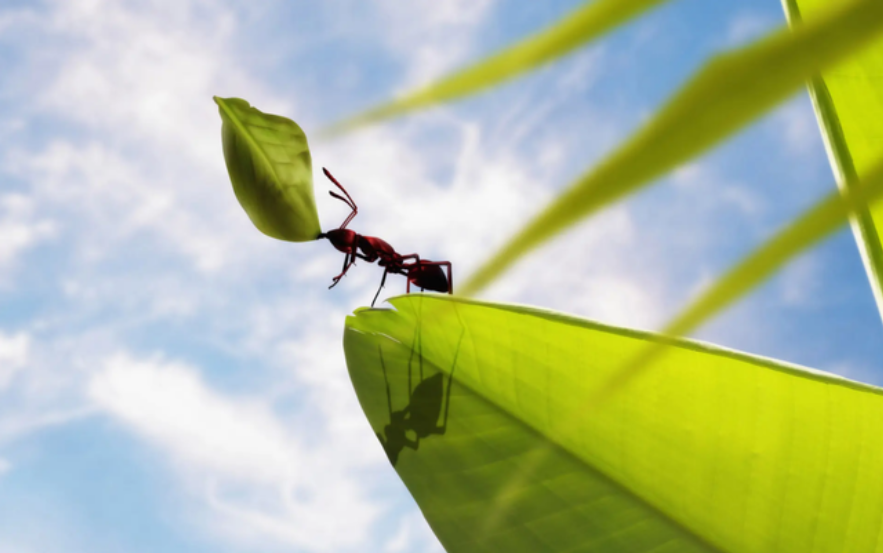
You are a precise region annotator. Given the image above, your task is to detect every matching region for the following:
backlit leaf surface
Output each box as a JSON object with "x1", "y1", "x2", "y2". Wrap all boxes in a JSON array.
[
  {"x1": 345, "y1": 295, "x2": 883, "y2": 552},
  {"x1": 783, "y1": 0, "x2": 883, "y2": 321},
  {"x1": 215, "y1": 96, "x2": 321, "y2": 241}
]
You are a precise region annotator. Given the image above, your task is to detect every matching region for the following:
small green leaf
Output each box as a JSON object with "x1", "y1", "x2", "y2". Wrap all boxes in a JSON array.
[
  {"x1": 783, "y1": 0, "x2": 883, "y2": 323},
  {"x1": 346, "y1": 295, "x2": 883, "y2": 552},
  {"x1": 322, "y1": 0, "x2": 669, "y2": 135},
  {"x1": 461, "y1": 0, "x2": 883, "y2": 295},
  {"x1": 215, "y1": 96, "x2": 321, "y2": 242}
]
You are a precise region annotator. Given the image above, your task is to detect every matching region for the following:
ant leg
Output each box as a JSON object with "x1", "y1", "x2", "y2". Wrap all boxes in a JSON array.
[
  {"x1": 371, "y1": 267, "x2": 391, "y2": 307},
  {"x1": 418, "y1": 322, "x2": 424, "y2": 381},
  {"x1": 329, "y1": 250, "x2": 357, "y2": 289},
  {"x1": 407, "y1": 325, "x2": 416, "y2": 396},
  {"x1": 329, "y1": 251, "x2": 349, "y2": 289},
  {"x1": 436, "y1": 330, "x2": 464, "y2": 435},
  {"x1": 379, "y1": 345, "x2": 394, "y2": 417}
]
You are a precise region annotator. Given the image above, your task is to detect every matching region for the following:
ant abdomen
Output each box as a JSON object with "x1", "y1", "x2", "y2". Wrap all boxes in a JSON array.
[{"x1": 409, "y1": 263, "x2": 448, "y2": 293}]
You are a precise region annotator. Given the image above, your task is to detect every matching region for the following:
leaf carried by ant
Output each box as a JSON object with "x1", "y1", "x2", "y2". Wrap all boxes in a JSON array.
[
  {"x1": 345, "y1": 295, "x2": 883, "y2": 552},
  {"x1": 215, "y1": 96, "x2": 321, "y2": 242}
]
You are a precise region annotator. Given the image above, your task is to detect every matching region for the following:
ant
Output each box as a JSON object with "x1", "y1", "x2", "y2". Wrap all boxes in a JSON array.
[
  {"x1": 375, "y1": 329, "x2": 462, "y2": 466},
  {"x1": 316, "y1": 168, "x2": 453, "y2": 307}
]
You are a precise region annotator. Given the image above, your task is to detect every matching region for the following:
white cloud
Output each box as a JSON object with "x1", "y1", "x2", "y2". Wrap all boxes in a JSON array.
[
  {"x1": 89, "y1": 352, "x2": 381, "y2": 552},
  {"x1": 0, "y1": 457, "x2": 10, "y2": 475},
  {"x1": 0, "y1": 194, "x2": 54, "y2": 279},
  {"x1": 0, "y1": 0, "x2": 295, "y2": 279},
  {"x1": 0, "y1": 331, "x2": 29, "y2": 391},
  {"x1": 7, "y1": 140, "x2": 243, "y2": 273},
  {"x1": 672, "y1": 163, "x2": 762, "y2": 217},
  {"x1": 383, "y1": 511, "x2": 445, "y2": 553},
  {"x1": 371, "y1": 0, "x2": 496, "y2": 89},
  {"x1": 772, "y1": 98, "x2": 822, "y2": 158},
  {"x1": 483, "y1": 206, "x2": 667, "y2": 330},
  {"x1": 725, "y1": 11, "x2": 779, "y2": 47},
  {"x1": 777, "y1": 253, "x2": 821, "y2": 307}
]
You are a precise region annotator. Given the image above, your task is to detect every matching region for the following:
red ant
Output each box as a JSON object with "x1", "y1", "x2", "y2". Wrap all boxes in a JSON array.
[{"x1": 317, "y1": 168, "x2": 453, "y2": 307}]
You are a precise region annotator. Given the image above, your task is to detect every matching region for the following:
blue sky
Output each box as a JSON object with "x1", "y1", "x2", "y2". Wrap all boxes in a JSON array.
[{"x1": 1, "y1": 0, "x2": 882, "y2": 551}]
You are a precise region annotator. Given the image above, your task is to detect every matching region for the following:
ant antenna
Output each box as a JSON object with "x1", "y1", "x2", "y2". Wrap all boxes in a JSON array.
[{"x1": 323, "y1": 167, "x2": 358, "y2": 229}]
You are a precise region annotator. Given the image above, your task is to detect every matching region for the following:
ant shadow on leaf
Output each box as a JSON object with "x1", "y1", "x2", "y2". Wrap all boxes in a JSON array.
[{"x1": 375, "y1": 331, "x2": 464, "y2": 467}]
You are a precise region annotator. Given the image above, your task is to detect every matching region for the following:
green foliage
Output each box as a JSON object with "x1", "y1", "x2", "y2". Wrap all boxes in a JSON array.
[
  {"x1": 215, "y1": 96, "x2": 321, "y2": 242},
  {"x1": 784, "y1": 0, "x2": 883, "y2": 319},
  {"x1": 346, "y1": 295, "x2": 883, "y2": 552}
]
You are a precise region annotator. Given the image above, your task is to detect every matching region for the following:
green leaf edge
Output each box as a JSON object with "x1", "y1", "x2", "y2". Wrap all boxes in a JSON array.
[
  {"x1": 597, "y1": 152, "x2": 883, "y2": 400},
  {"x1": 214, "y1": 96, "x2": 288, "y2": 201},
  {"x1": 354, "y1": 294, "x2": 883, "y2": 398},
  {"x1": 781, "y1": 0, "x2": 883, "y2": 323}
]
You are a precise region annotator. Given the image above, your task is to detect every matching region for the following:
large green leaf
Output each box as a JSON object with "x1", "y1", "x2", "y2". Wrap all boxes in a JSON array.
[
  {"x1": 345, "y1": 295, "x2": 883, "y2": 552},
  {"x1": 215, "y1": 96, "x2": 321, "y2": 242},
  {"x1": 461, "y1": 0, "x2": 883, "y2": 295},
  {"x1": 783, "y1": 0, "x2": 883, "y2": 322},
  {"x1": 323, "y1": 0, "x2": 669, "y2": 135}
]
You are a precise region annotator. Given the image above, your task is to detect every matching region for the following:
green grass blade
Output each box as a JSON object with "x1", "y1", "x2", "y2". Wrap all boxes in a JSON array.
[
  {"x1": 322, "y1": 0, "x2": 669, "y2": 136},
  {"x1": 461, "y1": 0, "x2": 883, "y2": 296},
  {"x1": 345, "y1": 295, "x2": 883, "y2": 552},
  {"x1": 783, "y1": 0, "x2": 883, "y2": 324},
  {"x1": 600, "y1": 153, "x2": 883, "y2": 399},
  {"x1": 214, "y1": 96, "x2": 321, "y2": 242}
]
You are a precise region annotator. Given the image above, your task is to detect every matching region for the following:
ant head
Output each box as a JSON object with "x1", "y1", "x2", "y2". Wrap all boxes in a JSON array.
[{"x1": 323, "y1": 228, "x2": 358, "y2": 252}]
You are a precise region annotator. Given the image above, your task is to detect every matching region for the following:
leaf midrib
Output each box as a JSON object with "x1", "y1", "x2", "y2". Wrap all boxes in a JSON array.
[{"x1": 216, "y1": 97, "x2": 285, "y2": 191}]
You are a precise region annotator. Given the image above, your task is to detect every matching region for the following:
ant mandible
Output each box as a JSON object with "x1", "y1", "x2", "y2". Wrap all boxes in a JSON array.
[{"x1": 316, "y1": 168, "x2": 453, "y2": 307}]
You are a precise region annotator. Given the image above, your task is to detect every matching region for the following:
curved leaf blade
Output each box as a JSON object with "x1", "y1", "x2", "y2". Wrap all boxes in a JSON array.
[
  {"x1": 215, "y1": 96, "x2": 321, "y2": 242},
  {"x1": 322, "y1": 0, "x2": 669, "y2": 136},
  {"x1": 461, "y1": 0, "x2": 883, "y2": 295},
  {"x1": 346, "y1": 295, "x2": 883, "y2": 552},
  {"x1": 783, "y1": 0, "x2": 883, "y2": 323}
]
